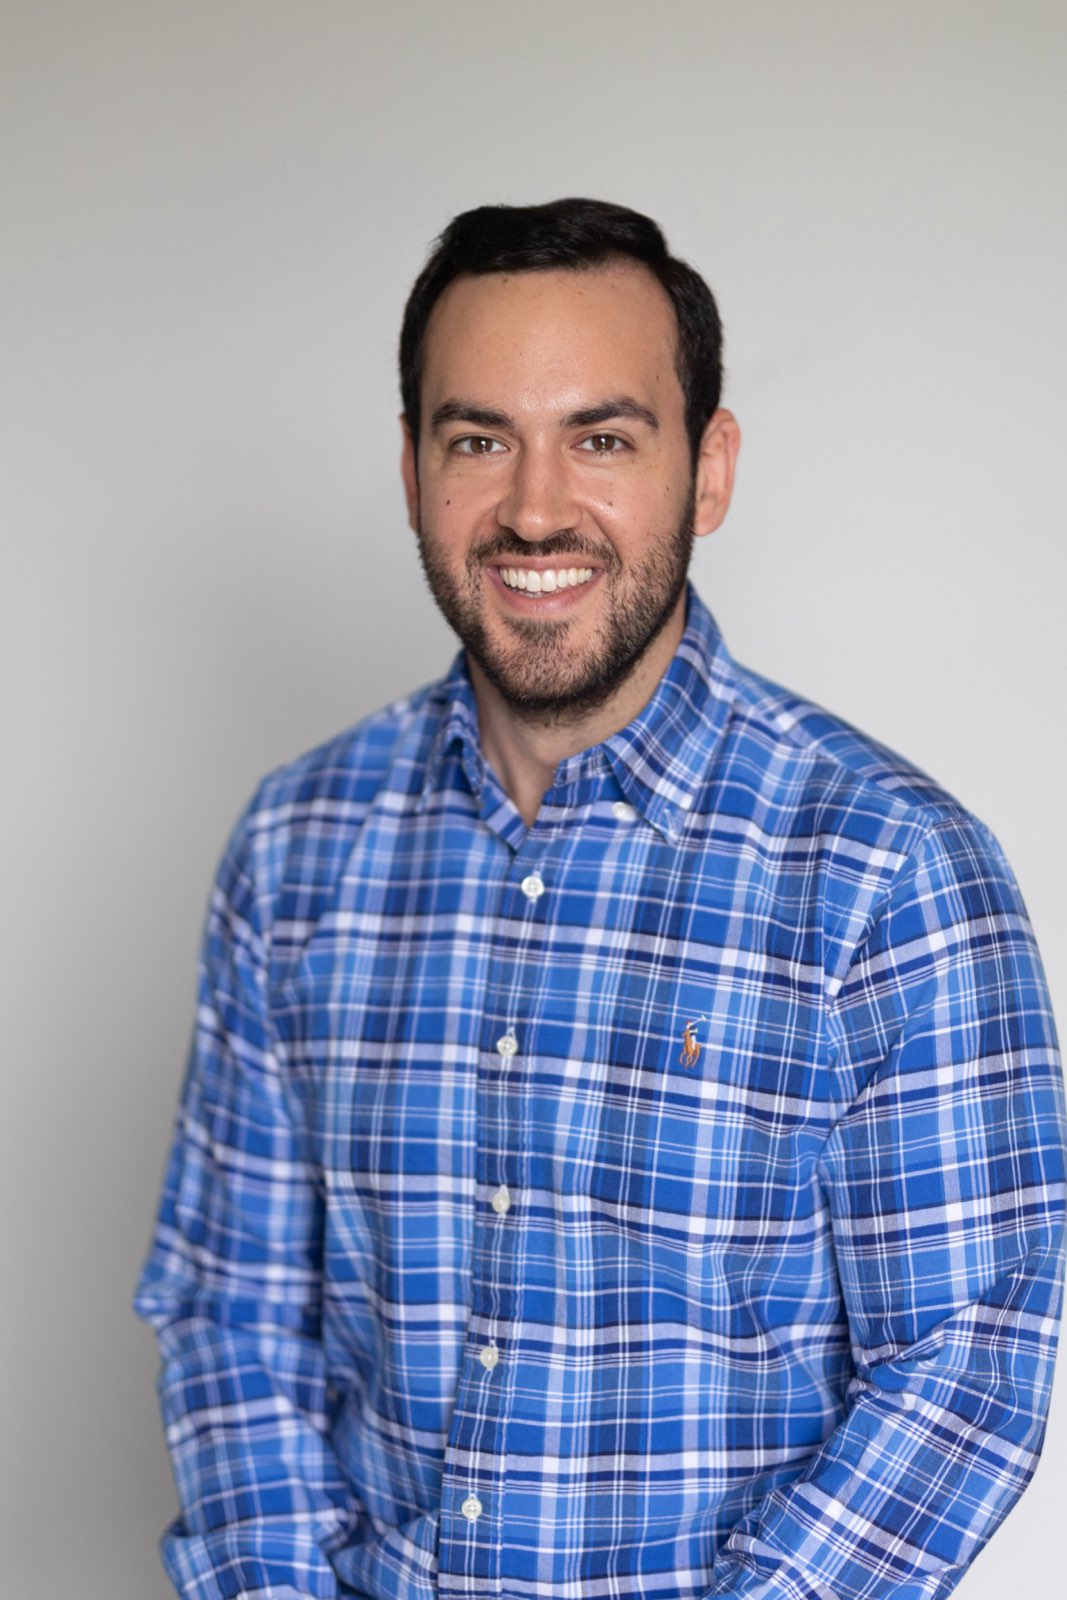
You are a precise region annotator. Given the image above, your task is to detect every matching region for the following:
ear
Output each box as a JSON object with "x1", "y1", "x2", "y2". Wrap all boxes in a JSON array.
[
  {"x1": 400, "y1": 415, "x2": 419, "y2": 533},
  {"x1": 693, "y1": 409, "x2": 741, "y2": 538}
]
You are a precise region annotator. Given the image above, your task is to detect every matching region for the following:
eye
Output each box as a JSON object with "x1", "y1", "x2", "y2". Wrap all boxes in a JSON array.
[
  {"x1": 577, "y1": 432, "x2": 628, "y2": 454},
  {"x1": 452, "y1": 435, "x2": 506, "y2": 456}
]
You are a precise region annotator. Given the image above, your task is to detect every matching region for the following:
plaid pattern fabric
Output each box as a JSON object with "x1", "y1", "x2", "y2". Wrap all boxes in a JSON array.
[{"x1": 135, "y1": 586, "x2": 1066, "y2": 1600}]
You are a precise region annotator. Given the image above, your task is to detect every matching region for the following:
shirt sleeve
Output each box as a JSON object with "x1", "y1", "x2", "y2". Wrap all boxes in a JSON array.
[
  {"x1": 705, "y1": 815, "x2": 1067, "y2": 1600},
  {"x1": 134, "y1": 805, "x2": 358, "y2": 1599}
]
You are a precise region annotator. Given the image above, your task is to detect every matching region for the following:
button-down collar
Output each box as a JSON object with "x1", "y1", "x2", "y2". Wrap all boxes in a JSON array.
[{"x1": 418, "y1": 584, "x2": 736, "y2": 839}]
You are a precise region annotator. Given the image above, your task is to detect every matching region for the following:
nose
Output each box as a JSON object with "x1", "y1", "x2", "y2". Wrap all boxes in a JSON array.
[{"x1": 497, "y1": 445, "x2": 578, "y2": 543}]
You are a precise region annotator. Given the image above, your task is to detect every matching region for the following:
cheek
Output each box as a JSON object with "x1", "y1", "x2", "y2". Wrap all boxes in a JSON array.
[
  {"x1": 589, "y1": 474, "x2": 673, "y2": 530},
  {"x1": 427, "y1": 470, "x2": 495, "y2": 520},
  {"x1": 420, "y1": 484, "x2": 497, "y2": 554}
]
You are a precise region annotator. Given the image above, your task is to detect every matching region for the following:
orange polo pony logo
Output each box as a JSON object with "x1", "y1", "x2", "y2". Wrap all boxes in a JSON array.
[{"x1": 680, "y1": 1019, "x2": 701, "y2": 1069}]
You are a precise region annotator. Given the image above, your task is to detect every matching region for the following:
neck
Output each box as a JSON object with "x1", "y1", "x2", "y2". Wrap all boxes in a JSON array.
[{"x1": 470, "y1": 596, "x2": 686, "y2": 827}]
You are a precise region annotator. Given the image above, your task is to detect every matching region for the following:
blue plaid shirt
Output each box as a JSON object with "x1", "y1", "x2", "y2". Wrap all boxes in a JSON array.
[{"x1": 136, "y1": 586, "x2": 1066, "y2": 1600}]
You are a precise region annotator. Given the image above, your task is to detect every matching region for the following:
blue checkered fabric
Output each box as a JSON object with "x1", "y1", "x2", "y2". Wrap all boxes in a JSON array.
[{"x1": 135, "y1": 585, "x2": 1066, "y2": 1600}]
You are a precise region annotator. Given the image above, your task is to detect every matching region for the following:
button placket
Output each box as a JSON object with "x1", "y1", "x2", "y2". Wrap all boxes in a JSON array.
[{"x1": 457, "y1": 849, "x2": 553, "y2": 1583}]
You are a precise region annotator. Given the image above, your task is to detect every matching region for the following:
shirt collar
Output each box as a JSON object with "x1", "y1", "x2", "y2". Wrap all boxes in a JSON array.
[
  {"x1": 420, "y1": 655, "x2": 486, "y2": 803},
  {"x1": 601, "y1": 584, "x2": 735, "y2": 838},
  {"x1": 419, "y1": 583, "x2": 736, "y2": 838}
]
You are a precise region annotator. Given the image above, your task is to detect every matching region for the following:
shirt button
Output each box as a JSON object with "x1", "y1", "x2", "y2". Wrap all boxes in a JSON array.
[
  {"x1": 496, "y1": 1031, "x2": 518, "y2": 1057},
  {"x1": 479, "y1": 1343, "x2": 500, "y2": 1371},
  {"x1": 611, "y1": 800, "x2": 638, "y2": 822},
  {"x1": 491, "y1": 1184, "x2": 512, "y2": 1216},
  {"x1": 520, "y1": 872, "x2": 545, "y2": 901},
  {"x1": 461, "y1": 1493, "x2": 483, "y2": 1522}
]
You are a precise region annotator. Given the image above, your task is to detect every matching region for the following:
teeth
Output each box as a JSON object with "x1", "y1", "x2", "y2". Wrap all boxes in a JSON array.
[{"x1": 500, "y1": 566, "x2": 594, "y2": 593}]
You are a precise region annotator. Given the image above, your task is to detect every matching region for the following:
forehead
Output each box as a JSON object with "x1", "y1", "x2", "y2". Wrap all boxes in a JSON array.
[{"x1": 420, "y1": 261, "x2": 682, "y2": 408}]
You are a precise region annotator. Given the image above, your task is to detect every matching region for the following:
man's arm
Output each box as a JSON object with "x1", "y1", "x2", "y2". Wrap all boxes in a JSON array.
[
  {"x1": 135, "y1": 804, "x2": 357, "y2": 1599},
  {"x1": 706, "y1": 815, "x2": 1066, "y2": 1600}
]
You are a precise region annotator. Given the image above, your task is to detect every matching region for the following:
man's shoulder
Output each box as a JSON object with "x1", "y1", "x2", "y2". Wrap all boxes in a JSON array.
[
  {"x1": 684, "y1": 592, "x2": 981, "y2": 848},
  {"x1": 714, "y1": 659, "x2": 1024, "y2": 975},
  {"x1": 255, "y1": 680, "x2": 446, "y2": 813},
  {"x1": 725, "y1": 655, "x2": 986, "y2": 841},
  {"x1": 227, "y1": 676, "x2": 453, "y2": 894}
]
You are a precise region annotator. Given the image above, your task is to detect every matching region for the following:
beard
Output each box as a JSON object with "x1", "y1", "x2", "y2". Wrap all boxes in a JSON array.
[{"x1": 415, "y1": 482, "x2": 696, "y2": 724}]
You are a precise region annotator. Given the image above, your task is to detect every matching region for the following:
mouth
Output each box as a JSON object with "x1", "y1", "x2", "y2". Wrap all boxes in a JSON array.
[{"x1": 496, "y1": 564, "x2": 595, "y2": 594}]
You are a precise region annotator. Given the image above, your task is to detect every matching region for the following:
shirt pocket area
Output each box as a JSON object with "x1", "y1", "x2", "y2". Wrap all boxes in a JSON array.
[{"x1": 518, "y1": 985, "x2": 831, "y2": 1321}]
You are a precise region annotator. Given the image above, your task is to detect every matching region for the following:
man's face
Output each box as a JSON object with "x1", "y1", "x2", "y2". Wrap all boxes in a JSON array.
[{"x1": 402, "y1": 261, "x2": 733, "y2": 720}]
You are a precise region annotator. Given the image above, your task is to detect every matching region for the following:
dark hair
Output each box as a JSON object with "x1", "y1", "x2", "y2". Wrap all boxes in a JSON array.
[{"x1": 399, "y1": 198, "x2": 723, "y2": 464}]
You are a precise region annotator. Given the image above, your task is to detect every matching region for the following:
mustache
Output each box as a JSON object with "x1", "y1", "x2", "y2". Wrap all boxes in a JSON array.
[{"x1": 471, "y1": 529, "x2": 617, "y2": 566}]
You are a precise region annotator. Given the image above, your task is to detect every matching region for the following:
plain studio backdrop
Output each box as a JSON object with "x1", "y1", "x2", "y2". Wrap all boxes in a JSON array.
[{"x1": 2, "y1": 3, "x2": 1064, "y2": 1597}]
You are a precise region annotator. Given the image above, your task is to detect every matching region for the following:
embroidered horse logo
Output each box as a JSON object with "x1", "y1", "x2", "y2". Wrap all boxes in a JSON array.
[{"x1": 680, "y1": 1019, "x2": 701, "y2": 1069}]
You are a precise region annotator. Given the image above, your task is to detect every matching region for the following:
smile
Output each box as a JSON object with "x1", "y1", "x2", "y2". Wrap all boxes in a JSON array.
[{"x1": 497, "y1": 566, "x2": 595, "y2": 593}]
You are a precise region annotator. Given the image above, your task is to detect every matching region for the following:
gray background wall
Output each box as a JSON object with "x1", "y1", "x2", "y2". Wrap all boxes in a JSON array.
[{"x1": 3, "y1": 3, "x2": 1064, "y2": 1596}]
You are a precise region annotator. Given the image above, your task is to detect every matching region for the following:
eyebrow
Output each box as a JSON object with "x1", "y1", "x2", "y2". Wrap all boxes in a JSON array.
[
  {"x1": 429, "y1": 395, "x2": 660, "y2": 433},
  {"x1": 565, "y1": 397, "x2": 659, "y2": 431},
  {"x1": 430, "y1": 400, "x2": 514, "y2": 432}
]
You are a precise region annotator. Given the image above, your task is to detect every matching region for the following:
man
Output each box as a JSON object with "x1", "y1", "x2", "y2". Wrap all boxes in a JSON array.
[{"x1": 136, "y1": 199, "x2": 1066, "y2": 1600}]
